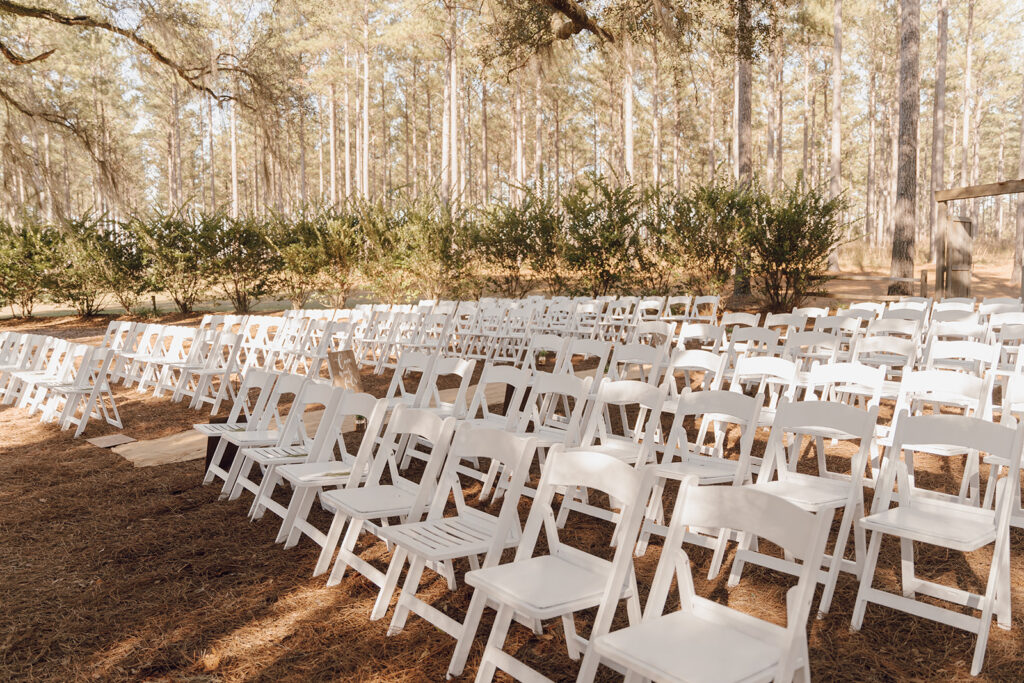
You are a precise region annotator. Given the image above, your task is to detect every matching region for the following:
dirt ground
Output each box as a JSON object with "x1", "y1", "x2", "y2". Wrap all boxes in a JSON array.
[{"x1": 4, "y1": 304, "x2": 1024, "y2": 681}]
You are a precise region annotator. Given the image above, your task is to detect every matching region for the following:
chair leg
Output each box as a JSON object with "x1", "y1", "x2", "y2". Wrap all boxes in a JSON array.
[
  {"x1": 278, "y1": 487, "x2": 318, "y2": 547},
  {"x1": 851, "y1": 531, "x2": 884, "y2": 631},
  {"x1": 560, "y1": 613, "x2": 581, "y2": 660},
  {"x1": 313, "y1": 511, "x2": 351, "y2": 577},
  {"x1": 819, "y1": 505, "x2": 856, "y2": 616},
  {"x1": 899, "y1": 538, "x2": 916, "y2": 598},
  {"x1": 372, "y1": 547, "x2": 410, "y2": 622},
  {"x1": 326, "y1": 518, "x2": 365, "y2": 587},
  {"x1": 475, "y1": 604, "x2": 515, "y2": 683}
]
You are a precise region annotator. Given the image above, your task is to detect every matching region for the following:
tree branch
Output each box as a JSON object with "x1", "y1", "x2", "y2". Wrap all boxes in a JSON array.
[
  {"x1": 0, "y1": 39, "x2": 54, "y2": 64},
  {"x1": 0, "y1": 0, "x2": 228, "y2": 101},
  {"x1": 541, "y1": 0, "x2": 615, "y2": 42}
]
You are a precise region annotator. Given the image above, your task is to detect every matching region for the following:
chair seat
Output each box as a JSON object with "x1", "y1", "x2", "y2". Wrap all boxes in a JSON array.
[
  {"x1": 240, "y1": 445, "x2": 309, "y2": 465},
  {"x1": 378, "y1": 511, "x2": 508, "y2": 562},
  {"x1": 278, "y1": 461, "x2": 354, "y2": 487},
  {"x1": 222, "y1": 430, "x2": 281, "y2": 446},
  {"x1": 750, "y1": 476, "x2": 850, "y2": 512},
  {"x1": 194, "y1": 422, "x2": 247, "y2": 436},
  {"x1": 465, "y1": 553, "x2": 618, "y2": 620},
  {"x1": 320, "y1": 485, "x2": 417, "y2": 519},
  {"x1": 589, "y1": 441, "x2": 645, "y2": 464},
  {"x1": 593, "y1": 603, "x2": 786, "y2": 683},
  {"x1": 860, "y1": 500, "x2": 996, "y2": 551},
  {"x1": 655, "y1": 458, "x2": 741, "y2": 485}
]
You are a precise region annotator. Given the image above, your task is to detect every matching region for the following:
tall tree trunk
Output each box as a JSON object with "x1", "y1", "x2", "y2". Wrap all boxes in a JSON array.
[
  {"x1": 928, "y1": 0, "x2": 947, "y2": 260},
  {"x1": 996, "y1": 131, "x2": 1005, "y2": 236},
  {"x1": 888, "y1": 0, "x2": 920, "y2": 296},
  {"x1": 318, "y1": 96, "x2": 324, "y2": 202},
  {"x1": 344, "y1": 52, "x2": 352, "y2": 200},
  {"x1": 404, "y1": 77, "x2": 410, "y2": 191},
  {"x1": 829, "y1": 0, "x2": 842, "y2": 199},
  {"x1": 534, "y1": 58, "x2": 543, "y2": 192},
  {"x1": 207, "y1": 91, "x2": 216, "y2": 212},
  {"x1": 299, "y1": 107, "x2": 307, "y2": 207},
  {"x1": 672, "y1": 65, "x2": 680, "y2": 190},
  {"x1": 554, "y1": 97, "x2": 561, "y2": 199},
  {"x1": 329, "y1": 83, "x2": 338, "y2": 206},
  {"x1": 708, "y1": 85, "x2": 717, "y2": 179},
  {"x1": 774, "y1": 30, "x2": 784, "y2": 189},
  {"x1": 481, "y1": 80, "x2": 489, "y2": 202},
  {"x1": 441, "y1": 45, "x2": 451, "y2": 203},
  {"x1": 623, "y1": 35, "x2": 635, "y2": 181},
  {"x1": 1014, "y1": 76, "x2": 1024, "y2": 284},
  {"x1": 230, "y1": 96, "x2": 239, "y2": 218},
  {"x1": 960, "y1": 0, "x2": 974, "y2": 186},
  {"x1": 735, "y1": 0, "x2": 753, "y2": 296},
  {"x1": 866, "y1": 70, "x2": 877, "y2": 247},
  {"x1": 652, "y1": 35, "x2": 661, "y2": 188},
  {"x1": 802, "y1": 39, "x2": 811, "y2": 188},
  {"x1": 449, "y1": 4, "x2": 460, "y2": 204},
  {"x1": 411, "y1": 59, "x2": 419, "y2": 198},
  {"x1": 362, "y1": 3, "x2": 370, "y2": 199}
]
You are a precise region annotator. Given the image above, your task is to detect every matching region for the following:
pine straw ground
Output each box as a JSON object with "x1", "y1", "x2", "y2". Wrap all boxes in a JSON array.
[{"x1": 4, "y1": 317, "x2": 1024, "y2": 681}]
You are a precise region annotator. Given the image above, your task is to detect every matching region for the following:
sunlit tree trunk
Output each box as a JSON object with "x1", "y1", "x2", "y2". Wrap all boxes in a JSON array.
[
  {"x1": 534, "y1": 58, "x2": 543, "y2": 192},
  {"x1": 207, "y1": 89, "x2": 216, "y2": 213},
  {"x1": 449, "y1": 3, "x2": 460, "y2": 205},
  {"x1": 329, "y1": 84, "x2": 337, "y2": 206},
  {"x1": 888, "y1": 0, "x2": 920, "y2": 296},
  {"x1": 623, "y1": 35, "x2": 634, "y2": 181},
  {"x1": 361, "y1": 3, "x2": 370, "y2": 199},
  {"x1": 1013, "y1": 75, "x2": 1024, "y2": 284},
  {"x1": 928, "y1": 0, "x2": 947, "y2": 259},
  {"x1": 802, "y1": 39, "x2": 810, "y2": 188},
  {"x1": 481, "y1": 80, "x2": 489, "y2": 202},
  {"x1": 652, "y1": 35, "x2": 661, "y2": 188},
  {"x1": 230, "y1": 96, "x2": 239, "y2": 218},
  {"x1": 960, "y1": 0, "x2": 974, "y2": 186},
  {"x1": 866, "y1": 70, "x2": 877, "y2": 247}
]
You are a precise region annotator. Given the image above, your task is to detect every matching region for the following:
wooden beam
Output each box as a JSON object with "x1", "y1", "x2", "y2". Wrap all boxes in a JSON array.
[{"x1": 934, "y1": 178, "x2": 1024, "y2": 202}]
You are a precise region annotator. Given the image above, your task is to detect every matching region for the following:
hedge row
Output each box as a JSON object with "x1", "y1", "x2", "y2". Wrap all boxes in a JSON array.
[{"x1": 0, "y1": 175, "x2": 847, "y2": 317}]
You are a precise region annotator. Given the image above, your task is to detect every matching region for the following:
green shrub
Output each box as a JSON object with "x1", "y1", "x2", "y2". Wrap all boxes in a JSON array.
[
  {"x1": 476, "y1": 190, "x2": 560, "y2": 298},
  {"x1": 137, "y1": 211, "x2": 215, "y2": 314},
  {"x1": 561, "y1": 175, "x2": 642, "y2": 296},
  {"x1": 408, "y1": 201, "x2": 481, "y2": 300},
  {"x1": 635, "y1": 187, "x2": 682, "y2": 295},
  {"x1": 93, "y1": 218, "x2": 150, "y2": 314},
  {"x1": 0, "y1": 218, "x2": 53, "y2": 317},
  {"x1": 357, "y1": 199, "x2": 418, "y2": 304},
  {"x1": 206, "y1": 214, "x2": 281, "y2": 314},
  {"x1": 47, "y1": 215, "x2": 110, "y2": 316},
  {"x1": 670, "y1": 181, "x2": 753, "y2": 294},
  {"x1": 745, "y1": 183, "x2": 847, "y2": 312}
]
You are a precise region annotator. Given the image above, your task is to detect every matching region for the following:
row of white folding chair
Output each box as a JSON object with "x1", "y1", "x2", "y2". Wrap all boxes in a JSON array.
[
  {"x1": 0, "y1": 334, "x2": 60, "y2": 405},
  {"x1": 5, "y1": 340, "x2": 91, "y2": 414},
  {"x1": 40, "y1": 346, "x2": 122, "y2": 437}
]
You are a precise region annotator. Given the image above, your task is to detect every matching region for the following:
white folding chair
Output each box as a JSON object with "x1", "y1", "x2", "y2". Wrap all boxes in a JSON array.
[{"x1": 851, "y1": 413, "x2": 1024, "y2": 676}]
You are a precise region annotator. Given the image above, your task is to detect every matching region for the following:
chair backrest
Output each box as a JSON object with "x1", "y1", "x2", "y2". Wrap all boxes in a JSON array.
[
  {"x1": 635, "y1": 481, "x2": 832, "y2": 682},
  {"x1": 729, "y1": 355, "x2": 798, "y2": 408},
  {"x1": 607, "y1": 342, "x2": 666, "y2": 383},
  {"x1": 758, "y1": 398, "x2": 880, "y2": 484},
  {"x1": 931, "y1": 308, "x2": 978, "y2": 323},
  {"x1": 675, "y1": 323, "x2": 726, "y2": 352},
  {"x1": 580, "y1": 379, "x2": 666, "y2": 466},
  {"x1": 853, "y1": 334, "x2": 918, "y2": 373},
  {"x1": 523, "y1": 334, "x2": 569, "y2": 374},
  {"x1": 690, "y1": 295, "x2": 720, "y2": 323},
  {"x1": 661, "y1": 348, "x2": 726, "y2": 394},
  {"x1": 781, "y1": 330, "x2": 840, "y2": 369},
  {"x1": 894, "y1": 369, "x2": 994, "y2": 420},
  {"x1": 805, "y1": 361, "x2": 885, "y2": 407},
  {"x1": 562, "y1": 338, "x2": 612, "y2": 384},
  {"x1": 383, "y1": 350, "x2": 437, "y2": 406},
  {"x1": 418, "y1": 425, "x2": 537, "y2": 564},
  {"x1": 517, "y1": 371, "x2": 592, "y2": 446},
  {"x1": 514, "y1": 446, "x2": 646, "y2": 563},
  {"x1": 721, "y1": 311, "x2": 760, "y2": 328},
  {"x1": 465, "y1": 363, "x2": 533, "y2": 428},
  {"x1": 923, "y1": 339, "x2": 999, "y2": 375},
  {"x1": 421, "y1": 356, "x2": 476, "y2": 418},
  {"x1": 664, "y1": 388, "x2": 762, "y2": 484},
  {"x1": 878, "y1": 412, "x2": 1023, "y2": 510},
  {"x1": 763, "y1": 312, "x2": 808, "y2": 339},
  {"x1": 357, "y1": 406, "x2": 456, "y2": 511},
  {"x1": 632, "y1": 320, "x2": 674, "y2": 355},
  {"x1": 867, "y1": 317, "x2": 920, "y2": 339},
  {"x1": 662, "y1": 295, "x2": 692, "y2": 320},
  {"x1": 311, "y1": 392, "x2": 387, "y2": 474},
  {"x1": 725, "y1": 326, "x2": 780, "y2": 362}
]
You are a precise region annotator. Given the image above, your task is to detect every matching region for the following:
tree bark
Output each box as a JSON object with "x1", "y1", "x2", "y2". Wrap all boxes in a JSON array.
[
  {"x1": 623, "y1": 35, "x2": 634, "y2": 181},
  {"x1": 652, "y1": 35, "x2": 661, "y2": 188},
  {"x1": 361, "y1": 2, "x2": 370, "y2": 198},
  {"x1": 481, "y1": 80, "x2": 489, "y2": 202},
  {"x1": 888, "y1": 0, "x2": 920, "y2": 296},
  {"x1": 230, "y1": 96, "x2": 238, "y2": 217},
  {"x1": 1014, "y1": 75, "x2": 1024, "y2": 284},
  {"x1": 534, "y1": 58, "x2": 543, "y2": 192},
  {"x1": 829, "y1": 0, "x2": 842, "y2": 199},
  {"x1": 802, "y1": 39, "x2": 810, "y2": 188},
  {"x1": 734, "y1": 0, "x2": 753, "y2": 296},
  {"x1": 329, "y1": 83, "x2": 337, "y2": 206},
  {"x1": 928, "y1": 0, "x2": 947, "y2": 260},
  {"x1": 960, "y1": 0, "x2": 974, "y2": 186},
  {"x1": 866, "y1": 69, "x2": 876, "y2": 246}
]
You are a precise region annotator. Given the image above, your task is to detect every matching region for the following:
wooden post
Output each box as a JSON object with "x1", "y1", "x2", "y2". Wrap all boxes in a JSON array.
[
  {"x1": 919, "y1": 270, "x2": 928, "y2": 298},
  {"x1": 936, "y1": 201, "x2": 948, "y2": 297}
]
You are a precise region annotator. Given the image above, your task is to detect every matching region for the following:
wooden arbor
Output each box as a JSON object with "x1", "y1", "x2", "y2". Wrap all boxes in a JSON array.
[{"x1": 935, "y1": 179, "x2": 1024, "y2": 297}]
